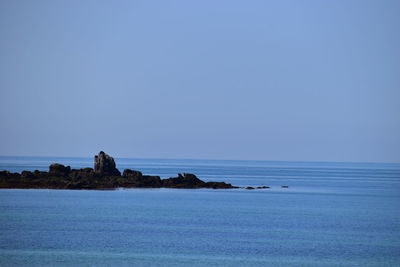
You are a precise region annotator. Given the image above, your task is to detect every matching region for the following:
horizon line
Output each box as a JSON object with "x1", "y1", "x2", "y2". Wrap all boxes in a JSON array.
[{"x1": 0, "y1": 154, "x2": 399, "y2": 166}]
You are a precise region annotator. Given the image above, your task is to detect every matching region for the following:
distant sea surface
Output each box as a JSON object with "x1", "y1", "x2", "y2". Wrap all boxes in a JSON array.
[{"x1": 0, "y1": 156, "x2": 399, "y2": 266}]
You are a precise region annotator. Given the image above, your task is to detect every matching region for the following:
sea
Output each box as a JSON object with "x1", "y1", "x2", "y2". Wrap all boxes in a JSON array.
[{"x1": 0, "y1": 156, "x2": 399, "y2": 266}]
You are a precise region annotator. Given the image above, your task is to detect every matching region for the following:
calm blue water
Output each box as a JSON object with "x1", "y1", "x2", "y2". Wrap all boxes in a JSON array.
[{"x1": 0, "y1": 157, "x2": 399, "y2": 266}]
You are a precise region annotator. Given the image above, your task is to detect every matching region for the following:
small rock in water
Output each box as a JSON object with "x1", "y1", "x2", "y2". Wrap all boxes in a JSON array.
[{"x1": 281, "y1": 185, "x2": 289, "y2": 188}]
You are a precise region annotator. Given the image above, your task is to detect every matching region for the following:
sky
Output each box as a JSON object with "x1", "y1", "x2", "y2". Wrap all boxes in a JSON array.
[{"x1": 0, "y1": 0, "x2": 399, "y2": 163}]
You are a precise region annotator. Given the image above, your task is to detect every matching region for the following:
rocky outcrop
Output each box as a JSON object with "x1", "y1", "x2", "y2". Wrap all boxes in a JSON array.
[
  {"x1": 94, "y1": 151, "x2": 121, "y2": 176},
  {"x1": 204, "y1": 181, "x2": 237, "y2": 189},
  {"x1": 21, "y1": 171, "x2": 35, "y2": 179},
  {"x1": 0, "y1": 151, "x2": 256, "y2": 190},
  {"x1": 121, "y1": 169, "x2": 162, "y2": 187},
  {"x1": 162, "y1": 173, "x2": 237, "y2": 189},
  {"x1": 123, "y1": 169, "x2": 143, "y2": 178},
  {"x1": 69, "y1": 168, "x2": 95, "y2": 180},
  {"x1": 162, "y1": 173, "x2": 206, "y2": 188},
  {"x1": 49, "y1": 163, "x2": 71, "y2": 177}
]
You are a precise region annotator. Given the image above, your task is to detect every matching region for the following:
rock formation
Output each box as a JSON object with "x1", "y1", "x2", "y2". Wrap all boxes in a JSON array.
[
  {"x1": 162, "y1": 173, "x2": 236, "y2": 189},
  {"x1": 49, "y1": 163, "x2": 71, "y2": 177},
  {"x1": 121, "y1": 169, "x2": 162, "y2": 187},
  {"x1": 94, "y1": 151, "x2": 121, "y2": 176},
  {"x1": 0, "y1": 151, "x2": 271, "y2": 190},
  {"x1": 162, "y1": 173, "x2": 205, "y2": 188}
]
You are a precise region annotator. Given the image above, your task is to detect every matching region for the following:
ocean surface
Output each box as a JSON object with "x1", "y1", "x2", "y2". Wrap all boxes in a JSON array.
[{"x1": 0, "y1": 156, "x2": 399, "y2": 266}]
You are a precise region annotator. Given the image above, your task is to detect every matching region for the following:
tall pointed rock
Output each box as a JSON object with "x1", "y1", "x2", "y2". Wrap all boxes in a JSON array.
[{"x1": 94, "y1": 151, "x2": 121, "y2": 176}]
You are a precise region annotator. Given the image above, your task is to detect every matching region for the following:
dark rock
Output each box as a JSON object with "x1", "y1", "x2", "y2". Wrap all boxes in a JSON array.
[
  {"x1": 120, "y1": 169, "x2": 161, "y2": 187},
  {"x1": 245, "y1": 186, "x2": 255, "y2": 190},
  {"x1": 94, "y1": 151, "x2": 121, "y2": 177},
  {"x1": 69, "y1": 168, "x2": 95, "y2": 179},
  {"x1": 0, "y1": 171, "x2": 21, "y2": 180},
  {"x1": 0, "y1": 152, "x2": 245, "y2": 190},
  {"x1": 49, "y1": 163, "x2": 71, "y2": 177},
  {"x1": 205, "y1": 181, "x2": 237, "y2": 189},
  {"x1": 256, "y1": 186, "x2": 271, "y2": 189},
  {"x1": 0, "y1": 170, "x2": 10, "y2": 177},
  {"x1": 162, "y1": 173, "x2": 237, "y2": 189},
  {"x1": 281, "y1": 185, "x2": 289, "y2": 188},
  {"x1": 33, "y1": 170, "x2": 49, "y2": 179},
  {"x1": 66, "y1": 181, "x2": 97, "y2": 190},
  {"x1": 123, "y1": 169, "x2": 143, "y2": 178},
  {"x1": 0, "y1": 171, "x2": 10, "y2": 179},
  {"x1": 138, "y1": 175, "x2": 162, "y2": 187},
  {"x1": 162, "y1": 173, "x2": 206, "y2": 188},
  {"x1": 0, "y1": 171, "x2": 22, "y2": 188},
  {"x1": 21, "y1": 171, "x2": 35, "y2": 179}
]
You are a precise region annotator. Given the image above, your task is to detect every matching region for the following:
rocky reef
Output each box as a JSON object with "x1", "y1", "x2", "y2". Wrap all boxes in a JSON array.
[{"x1": 0, "y1": 151, "x2": 238, "y2": 190}]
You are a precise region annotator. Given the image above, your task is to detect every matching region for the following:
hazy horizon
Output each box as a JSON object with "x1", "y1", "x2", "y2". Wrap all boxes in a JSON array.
[
  {"x1": 1, "y1": 153, "x2": 400, "y2": 165},
  {"x1": 1, "y1": 0, "x2": 399, "y2": 163}
]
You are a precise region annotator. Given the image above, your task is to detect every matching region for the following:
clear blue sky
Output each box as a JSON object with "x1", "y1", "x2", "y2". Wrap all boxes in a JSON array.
[{"x1": 0, "y1": 0, "x2": 399, "y2": 163}]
